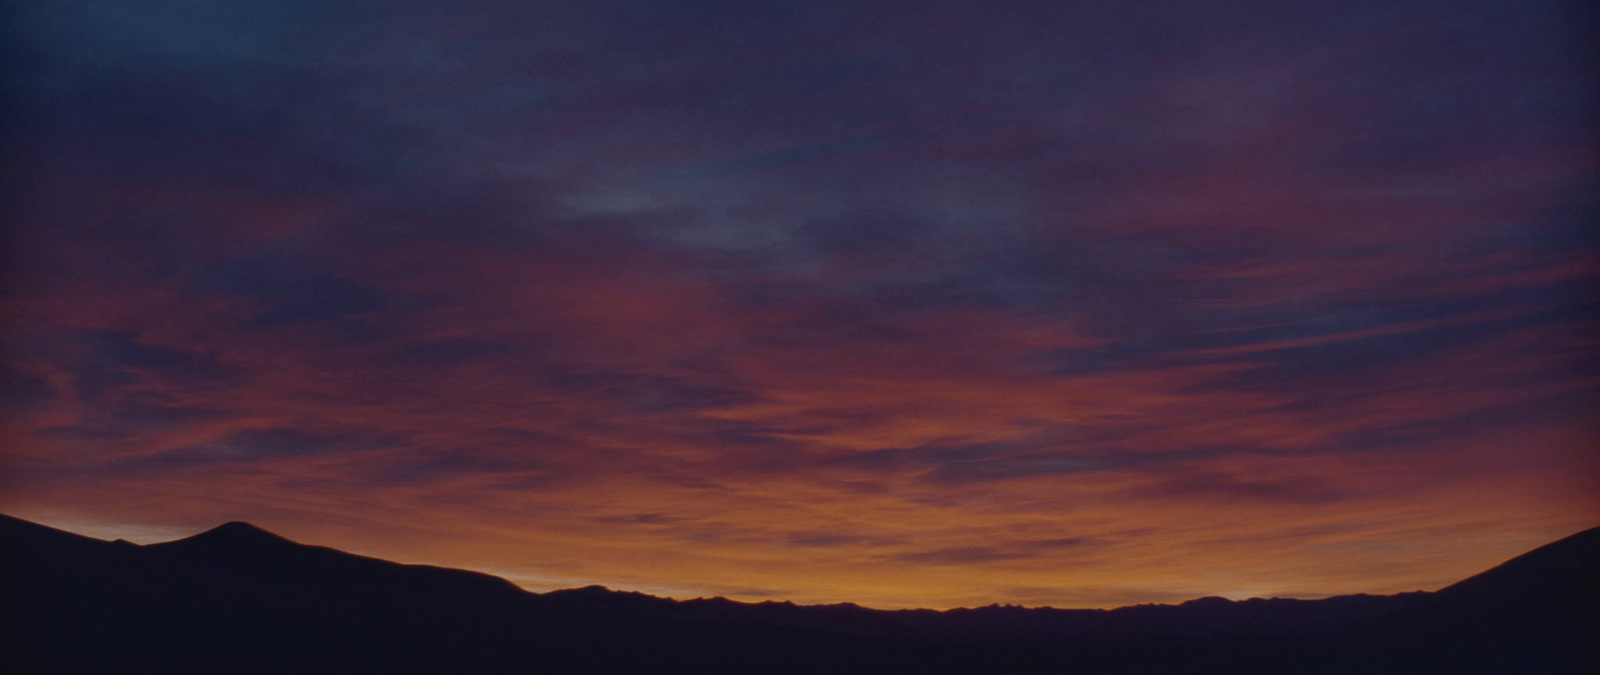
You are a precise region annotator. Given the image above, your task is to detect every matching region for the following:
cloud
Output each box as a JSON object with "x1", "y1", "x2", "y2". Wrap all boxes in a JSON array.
[
  {"x1": 33, "y1": 331, "x2": 239, "y2": 405},
  {"x1": 379, "y1": 338, "x2": 520, "y2": 367},
  {"x1": 186, "y1": 259, "x2": 390, "y2": 326},
  {"x1": 97, "y1": 426, "x2": 407, "y2": 475},
  {"x1": 0, "y1": 366, "x2": 54, "y2": 414},
  {"x1": 893, "y1": 546, "x2": 1028, "y2": 565},
  {"x1": 596, "y1": 513, "x2": 679, "y2": 526},
  {"x1": 892, "y1": 536, "x2": 1098, "y2": 566},
  {"x1": 543, "y1": 368, "x2": 761, "y2": 414},
  {"x1": 1132, "y1": 472, "x2": 1353, "y2": 506}
]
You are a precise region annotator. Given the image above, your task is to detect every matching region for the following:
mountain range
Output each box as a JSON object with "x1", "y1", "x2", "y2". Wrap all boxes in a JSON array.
[{"x1": 2, "y1": 513, "x2": 1596, "y2": 674}]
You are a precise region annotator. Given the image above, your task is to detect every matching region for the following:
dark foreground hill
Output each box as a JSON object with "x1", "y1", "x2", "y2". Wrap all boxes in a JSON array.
[{"x1": 2, "y1": 514, "x2": 1595, "y2": 674}]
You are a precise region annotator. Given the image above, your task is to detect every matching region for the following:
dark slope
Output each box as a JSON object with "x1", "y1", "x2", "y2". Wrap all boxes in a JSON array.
[
  {"x1": 1436, "y1": 525, "x2": 1600, "y2": 608},
  {"x1": 3, "y1": 514, "x2": 1596, "y2": 674},
  {"x1": 3, "y1": 515, "x2": 535, "y2": 673},
  {"x1": 1352, "y1": 525, "x2": 1600, "y2": 673},
  {"x1": 0, "y1": 515, "x2": 982, "y2": 674}
]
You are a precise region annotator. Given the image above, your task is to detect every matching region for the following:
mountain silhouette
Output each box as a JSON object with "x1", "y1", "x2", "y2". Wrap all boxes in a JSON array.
[
  {"x1": 2, "y1": 514, "x2": 1595, "y2": 674},
  {"x1": 167, "y1": 520, "x2": 294, "y2": 548},
  {"x1": 1437, "y1": 523, "x2": 1600, "y2": 607}
]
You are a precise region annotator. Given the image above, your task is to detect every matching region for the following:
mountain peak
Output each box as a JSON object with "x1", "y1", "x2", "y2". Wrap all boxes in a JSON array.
[{"x1": 184, "y1": 521, "x2": 295, "y2": 547}]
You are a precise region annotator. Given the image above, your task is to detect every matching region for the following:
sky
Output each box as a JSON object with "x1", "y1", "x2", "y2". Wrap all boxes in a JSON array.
[{"x1": 1, "y1": 0, "x2": 1597, "y2": 609}]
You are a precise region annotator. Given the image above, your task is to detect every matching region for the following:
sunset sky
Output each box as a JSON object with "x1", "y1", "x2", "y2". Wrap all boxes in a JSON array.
[{"x1": 2, "y1": 0, "x2": 1597, "y2": 609}]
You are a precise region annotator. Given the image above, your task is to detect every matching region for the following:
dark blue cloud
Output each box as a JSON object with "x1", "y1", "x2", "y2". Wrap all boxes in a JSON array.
[
  {"x1": 186, "y1": 258, "x2": 389, "y2": 325},
  {"x1": 831, "y1": 438, "x2": 1207, "y2": 486},
  {"x1": 544, "y1": 368, "x2": 761, "y2": 414},
  {"x1": 380, "y1": 338, "x2": 521, "y2": 367},
  {"x1": 1132, "y1": 472, "x2": 1352, "y2": 506},
  {"x1": 1331, "y1": 387, "x2": 1599, "y2": 456},
  {"x1": 365, "y1": 450, "x2": 548, "y2": 487},
  {"x1": 0, "y1": 367, "x2": 53, "y2": 414},
  {"x1": 102, "y1": 426, "x2": 405, "y2": 475},
  {"x1": 50, "y1": 331, "x2": 235, "y2": 403}
]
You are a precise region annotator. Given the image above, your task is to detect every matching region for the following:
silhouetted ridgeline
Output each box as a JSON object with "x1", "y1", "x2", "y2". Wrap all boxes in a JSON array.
[{"x1": 2, "y1": 513, "x2": 1595, "y2": 674}]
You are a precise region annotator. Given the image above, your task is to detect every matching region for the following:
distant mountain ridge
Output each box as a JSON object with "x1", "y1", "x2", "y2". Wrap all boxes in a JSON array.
[{"x1": 3, "y1": 513, "x2": 1596, "y2": 674}]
